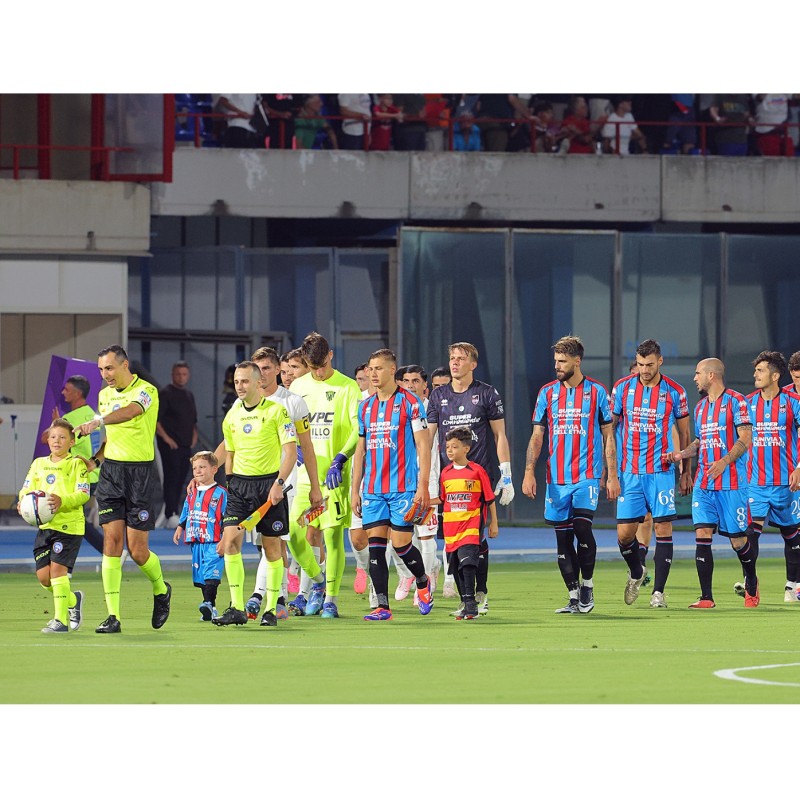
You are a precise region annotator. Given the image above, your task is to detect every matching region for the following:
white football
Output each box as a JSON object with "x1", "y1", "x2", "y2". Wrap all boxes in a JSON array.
[{"x1": 19, "y1": 490, "x2": 55, "y2": 527}]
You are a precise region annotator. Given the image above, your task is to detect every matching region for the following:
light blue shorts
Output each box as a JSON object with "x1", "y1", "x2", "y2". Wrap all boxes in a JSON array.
[
  {"x1": 362, "y1": 491, "x2": 415, "y2": 532},
  {"x1": 692, "y1": 486, "x2": 748, "y2": 537},
  {"x1": 616, "y1": 471, "x2": 676, "y2": 523},
  {"x1": 748, "y1": 484, "x2": 800, "y2": 529},
  {"x1": 191, "y1": 541, "x2": 223, "y2": 586},
  {"x1": 544, "y1": 479, "x2": 600, "y2": 524}
]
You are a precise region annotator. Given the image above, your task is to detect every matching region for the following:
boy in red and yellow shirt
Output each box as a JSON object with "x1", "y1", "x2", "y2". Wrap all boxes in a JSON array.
[{"x1": 439, "y1": 426, "x2": 498, "y2": 619}]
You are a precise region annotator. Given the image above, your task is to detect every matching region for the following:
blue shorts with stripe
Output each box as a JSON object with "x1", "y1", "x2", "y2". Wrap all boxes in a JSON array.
[
  {"x1": 544, "y1": 479, "x2": 600, "y2": 524},
  {"x1": 361, "y1": 491, "x2": 415, "y2": 532},
  {"x1": 692, "y1": 486, "x2": 748, "y2": 537},
  {"x1": 191, "y1": 541, "x2": 224, "y2": 586},
  {"x1": 616, "y1": 471, "x2": 676, "y2": 523},
  {"x1": 748, "y1": 484, "x2": 800, "y2": 529}
]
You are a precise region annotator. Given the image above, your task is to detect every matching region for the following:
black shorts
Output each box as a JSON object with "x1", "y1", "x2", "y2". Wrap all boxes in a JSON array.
[
  {"x1": 95, "y1": 459, "x2": 157, "y2": 531},
  {"x1": 224, "y1": 473, "x2": 289, "y2": 538},
  {"x1": 447, "y1": 543, "x2": 480, "y2": 571},
  {"x1": 33, "y1": 529, "x2": 83, "y2": 571}
]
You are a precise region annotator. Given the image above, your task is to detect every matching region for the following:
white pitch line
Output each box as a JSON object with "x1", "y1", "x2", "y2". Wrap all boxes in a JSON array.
[{"x1": 714, "y1": 662, "x2": 800, "y2": 687}]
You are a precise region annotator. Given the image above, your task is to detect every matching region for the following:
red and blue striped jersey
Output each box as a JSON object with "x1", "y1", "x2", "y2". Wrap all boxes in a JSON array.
[
  {"x1": 358, "y1": 387, "x2": 427, "y2": 494},
  {"x1": 179, "y1": 483, "x2": 227, "y2": 543},
  {"x1": 532, "y1": 377, "x2": 612, "y2": 484},
  {"x1": 746, "y1": 388, "x2": 800, "y2": 486},
  {"x1": 694, "y1": 389, "x2": 752, "y2": 490},
  {"x1": 611, "y1": 374, "x2": 688, "y2": 474}
]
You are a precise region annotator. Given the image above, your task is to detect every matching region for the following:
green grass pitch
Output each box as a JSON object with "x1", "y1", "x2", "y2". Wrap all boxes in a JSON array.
[{"x1": 2, "y1": 558, "x2": 800, "y2": 704}]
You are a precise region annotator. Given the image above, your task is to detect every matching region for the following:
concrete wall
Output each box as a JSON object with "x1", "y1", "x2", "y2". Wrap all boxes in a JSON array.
[
  {"x1": 0, "y1": 180, "x2": 151, "y2": 254},
  {"x1": 153, "y1": 148, "x2": 800, "y2": 224}
]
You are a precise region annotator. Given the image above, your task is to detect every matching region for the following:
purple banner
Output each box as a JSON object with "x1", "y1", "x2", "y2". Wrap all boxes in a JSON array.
[{"x1": 33, "y1": 356, "x2": 104, "y2": 459}]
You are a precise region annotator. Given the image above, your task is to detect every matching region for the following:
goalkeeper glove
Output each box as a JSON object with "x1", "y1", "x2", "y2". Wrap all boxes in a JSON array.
[
  {"x1": 325, "y1": 453, "x2": 348, "y2": 489},
  {"x1": 495, "y1": 462, "x2": 514, "y2": 506}
]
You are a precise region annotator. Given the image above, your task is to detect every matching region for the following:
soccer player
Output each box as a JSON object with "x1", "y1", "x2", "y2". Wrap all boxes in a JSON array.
[
  {"x1": 172, "y1": 451, "x2": 227, "y2": 621},
  {"x1": 354, "y1": 362, "x2": 370, "y2": 394},
  {"x1": 287, "y1": 332, "x2": 362, "y2": 619},
  {"x1": 611, "y1": 340, "x2": 692, "y2": 608},
  {"x1": 522, "y1": 335, "x2": 620, "y2": 614},
  {"x1": 429, "y1": 366, "x2": 458, "y2": 597},
  {"x1": 400, "y1": 365, "x2": 442, "y2": 604},
  {"x1": 53, "y1": 374, "x2": 105, "y2": 559},
  {"x1": 350, "y1": 361, "x2": 372, "y2": 596},
  {"x1": 19, "y1": 418, "x2": 90, "y2": 633},
  {"x1": 739, "y1": 351, "x2": 800, "y2": 602},
  {"x1": 440, "y1": 426, "x2": 498, "y2": 619},
  {"x1": 213, "y1": 361, "x2": 297, "y2": 627},
  {"x1": 351, "y1": 348, "x2": 434, "y2": 621},
  {"x1": 427, "y1": 343, "x2": 512, "y2": 614},
  {"x1": 244, "y1": 346, "x2": 323, "y2": 620},
  {"x1": 76, "y1": 345, "x2": 171, "y2": 634},
  {"x1": 279, "y1": 350, "x2": 303, "y2": 594},
  {"x1": 667, "y1": 358, "x2": 756, "y2": 608},
  {"x1": 787, "y1": 352, "x2": 800, "y2": 394}
]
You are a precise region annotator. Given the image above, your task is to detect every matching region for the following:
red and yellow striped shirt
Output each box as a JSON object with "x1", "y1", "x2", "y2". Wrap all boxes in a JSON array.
[{"x1": 439, "y1": 461, "x2": 495, "y2": 553}]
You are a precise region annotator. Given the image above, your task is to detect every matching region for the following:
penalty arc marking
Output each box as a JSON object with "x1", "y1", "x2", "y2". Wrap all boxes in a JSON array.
[{"x1": 714, "y1": 662, "x2": 800, "y2": 687}]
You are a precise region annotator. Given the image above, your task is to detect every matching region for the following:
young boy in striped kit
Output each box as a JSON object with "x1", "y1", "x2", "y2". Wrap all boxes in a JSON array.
[{"x1": 173, "y1": 451, "x2": 227, "y2": 621}]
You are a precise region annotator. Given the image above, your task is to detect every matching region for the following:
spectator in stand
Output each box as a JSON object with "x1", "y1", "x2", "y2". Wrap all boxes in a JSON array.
[
  {"x1": 557, "y1": 95, "x2": 595, "y2": 154},
  {"x1": 338, "y1": 94, "x2": 372, "y2": 150},
  {"x1": 662, "y1": 94, "x2": 697, "y2": 154},
  {"x1": 477, "y1": 94, "x2": 532, "y2": 152},
  {"x1": 709, "y1": 94, "x2": 752, "y2": 156},
  {"x1": 601, "y1": 96, "x2": 647, "y2": 155},
  {"x1": 295, "y1": 94, "x2": 338, "y2": 150},
  {"x1": 423, "y1": 94, "x2": 451, "y2": 152},
  {"x1": 531, "y1": 102, "x2": 558, "y2": 153},
  {"x1": 450, "y1": 94, "x2": 480, "y2": 120},
  {"x1": 752, "y1": 94, "x2": 795, "y2": 156},
  {"x1": 370, "y1": 94, "x2": 403, "y2": 151},
  {"x1": 453, "y1": 111, "x2": 482, "y2": 151},
  {"x1": 263, "y1": 94, "x2": 300, "y2": 149},
  {"x1": 394, "y1": 94, "x2": 428, "y2": 151},
  {"x1": 217, "y1": 94, "x2": 260, "y2": 148}
]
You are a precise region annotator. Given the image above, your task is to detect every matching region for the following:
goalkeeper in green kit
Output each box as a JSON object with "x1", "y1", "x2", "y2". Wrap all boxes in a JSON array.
[{"x1": 287, "y1": 332, "x2": 362, "y2": 619}]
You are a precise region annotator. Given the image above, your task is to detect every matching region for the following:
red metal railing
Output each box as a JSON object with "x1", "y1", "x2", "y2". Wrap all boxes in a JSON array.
[
  {"x1": 177, "y1": 109, "x2": 800, "y2": 156},
  {"x1": 0, "y1": 143, "x2": 134, "y2": 180}
]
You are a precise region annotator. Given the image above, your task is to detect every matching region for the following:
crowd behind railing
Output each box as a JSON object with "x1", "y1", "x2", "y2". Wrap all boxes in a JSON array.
[{"x1": 175, "y1": 94, "x2": 800, "y2": 157}]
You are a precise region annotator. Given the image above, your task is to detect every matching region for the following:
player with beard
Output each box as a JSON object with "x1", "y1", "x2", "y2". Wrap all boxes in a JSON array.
[{"x1": 522, "y1": 336, "x2": 620, "y2": 613}]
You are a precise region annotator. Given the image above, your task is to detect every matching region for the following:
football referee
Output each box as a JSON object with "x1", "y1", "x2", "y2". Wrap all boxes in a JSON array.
[{"x1": 76, "y1": 345, "x2": 171, "y2": 633}]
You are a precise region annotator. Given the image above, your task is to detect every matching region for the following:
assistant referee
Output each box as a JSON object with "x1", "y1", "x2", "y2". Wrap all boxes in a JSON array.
[{"x1": 76, "y1": 345, "x2": 171, "y2": 634}]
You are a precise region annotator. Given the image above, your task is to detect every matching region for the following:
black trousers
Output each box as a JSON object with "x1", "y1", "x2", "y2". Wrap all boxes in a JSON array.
[{"x1": 157, "y1": 440, "x2": 191, "y2": 518}]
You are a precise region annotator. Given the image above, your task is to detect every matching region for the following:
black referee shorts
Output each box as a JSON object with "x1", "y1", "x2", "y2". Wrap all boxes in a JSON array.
[
  {"x1": 95, "y1": 458, "x2": 157, "y2": 531},
  {"x1": 224, "y1": 473, "x2": 289, "y2": 538}
]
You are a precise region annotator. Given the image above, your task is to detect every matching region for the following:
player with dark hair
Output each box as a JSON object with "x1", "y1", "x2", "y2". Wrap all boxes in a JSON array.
[
  {"x1": 737, "y1": 351, "x2": 800, "y2": 602},
  {"x1": 213, "y1": 361, "x2": 297, "y2": 627},
  {"x1": 351, "y1": 348, "x2": 434, "y2": 621},
  {"x1": 522, "y1": 335, "x2": 620, "y2": 614},
  {"x1": 354, "y1": 362, "x2": 370, "y2": 394},
  {"x1": 667, "y1": 358, "x2": 756, "y2": 608},
  {"x1": 75, "y1": 345, "x2": 171, "y2": 633},
  {"x1": 53, "y1": 374, "x2": 105, "y2": 560},
  {"x1": 430, "y1": 366, "x2": 452, "y2": 388},
  {"x1": 286, "y1": 331, "x2": 361, "y2": 619},
  {"x1": 611, "y1": 339, "x2": 691, "y2": 608},
  {"x1": 244, "y1": 346, "x2": 323, "y2": 621},
  {"x1": 427, "y1": 342, "x2": 512, "y2": 615}
]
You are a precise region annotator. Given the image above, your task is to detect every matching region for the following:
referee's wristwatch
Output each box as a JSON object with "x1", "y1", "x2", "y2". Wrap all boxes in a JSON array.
[{"x1": 277, "y1": 478, "x2": 285, "y2": 488}]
